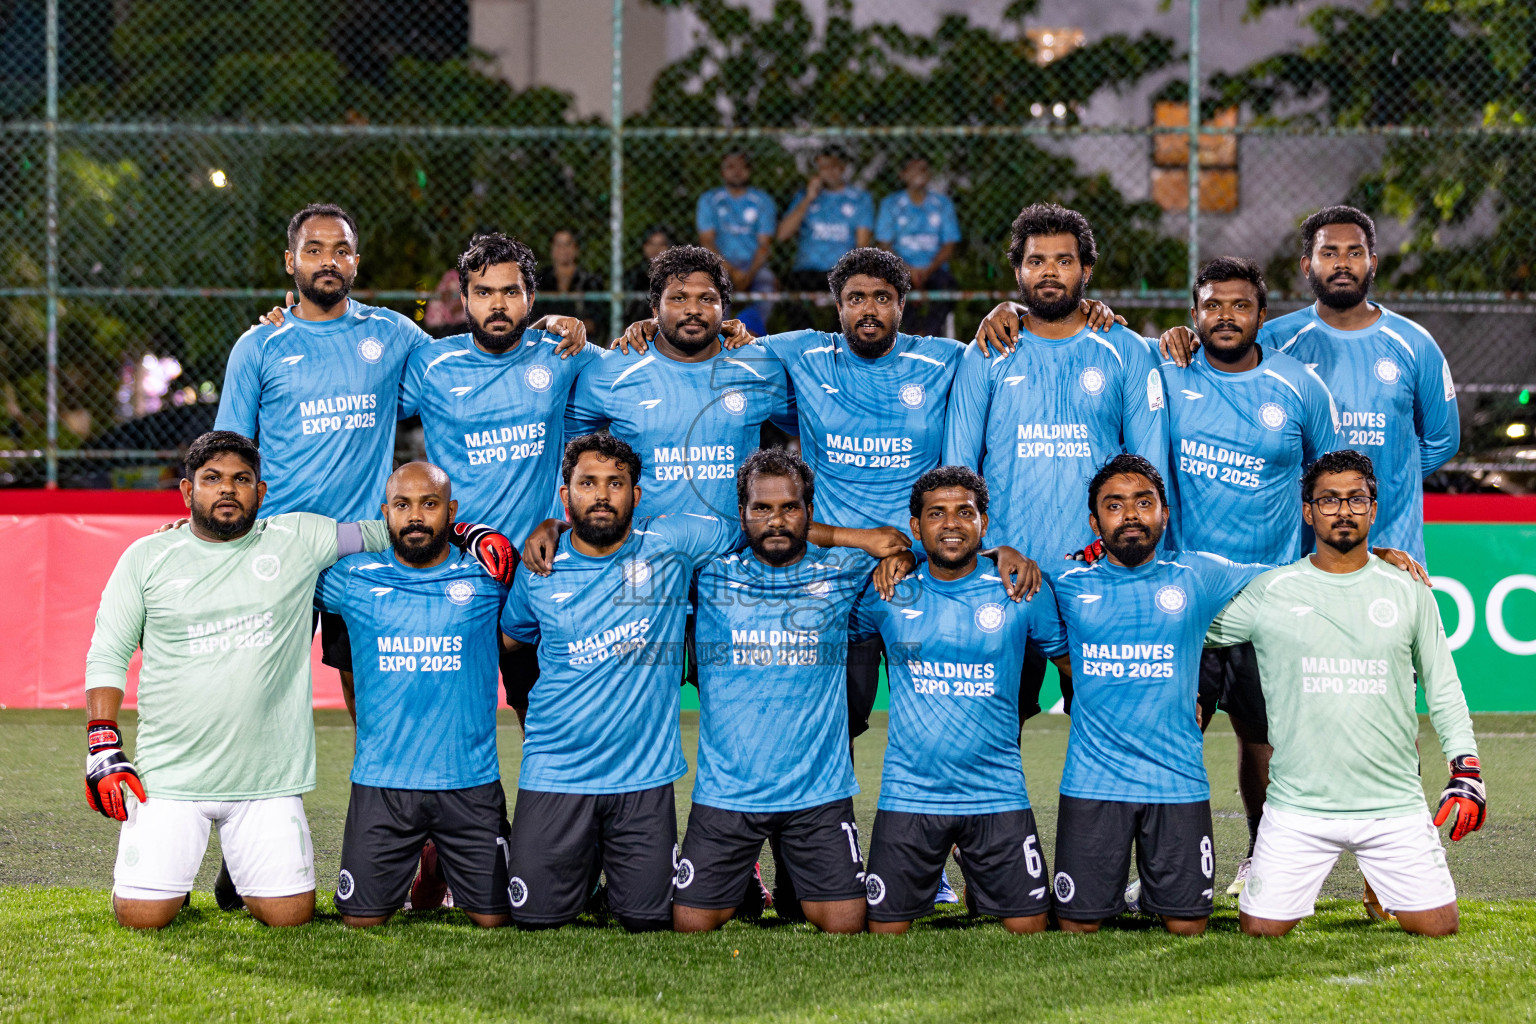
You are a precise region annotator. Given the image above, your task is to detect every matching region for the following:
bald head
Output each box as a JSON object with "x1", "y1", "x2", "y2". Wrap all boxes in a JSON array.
[{"x1": 383, "y1": 461, "x2": 457, "y2": 567}]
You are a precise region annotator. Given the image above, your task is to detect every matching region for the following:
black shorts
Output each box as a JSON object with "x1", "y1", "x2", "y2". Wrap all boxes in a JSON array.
[
  {"x1": 505, "y1": 784, "x2": 676, "y2": 926},
  {"x1": 846, "y1": 636, "x2": 885, "y2": 740},
  {"x1": 674, "y1": 798, "x2": 865, "y2": 910},
  {"x1": 499, "y1": 642, "x2": 540, "y2": 713},
  {"x1": 335, "y1": 780, "x2": 512, "y2": 917},
  {"x1": 1052, "y1": 795, "x2": 1215, "y2": 921},
  {"x1": 865, "y1": 807, "x2": 1050, "y2": 922},
  {"x1": 1197, "y1": 643, "x2": 1268, "y2": 743},
  {"x1": 318, "y1": 608, "x2": 353, "y2": 671}
]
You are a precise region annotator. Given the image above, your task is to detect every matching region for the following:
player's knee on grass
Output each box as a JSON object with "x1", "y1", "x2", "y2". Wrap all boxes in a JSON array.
[
  {"x1": 1001, "y1": 914, "x2": 1048, "y2": 935},
  {"x1": 113, "y1": 895, "x2": 186, "y2": 930},
  {"x1": 1057, "y1": 918, "x2": 1102, "y2": 933},
  {"x1": 802, "y1": 898, "x2": 865, "y2": 934},
  {"x1": 341, "y1": 913, "x2": 393, "y2": 928},
  {"x1": 868, "y1": 919, "x2": 911, "y2": 934},
  {"x1": 673, "y1": 904, "x2": 734, "y2": 932},
  {"x1": 464, "y1": 911, "x2": 511, "y2": 928},
  {"x1": 1161, "y1": 915, "x2": 1208, "y2": 937},
  {"x1": 1239, "y1": 912, "x2": 1299, "y2": 937},
  {"x1": 1397, "y1": 903, "x2": 1459, "y2": 938},
  {"x1": 244, "y1": 891, "x2": 315, "y2": 927}
]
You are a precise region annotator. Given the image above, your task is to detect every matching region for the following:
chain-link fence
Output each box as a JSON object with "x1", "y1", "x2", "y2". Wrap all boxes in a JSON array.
[{"x1": 2, "y1": 0, "x2": 1533, "y2": 488}]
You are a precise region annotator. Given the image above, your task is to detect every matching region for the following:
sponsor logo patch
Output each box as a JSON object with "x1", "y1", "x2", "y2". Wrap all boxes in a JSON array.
[{"x1": 1147, "y1": 369, "x2": 1165, "y2": 411}]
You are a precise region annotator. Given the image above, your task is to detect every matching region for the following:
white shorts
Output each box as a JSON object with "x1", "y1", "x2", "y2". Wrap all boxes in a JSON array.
[
  {"x1": 1240, "y1": 805, "x2": 1456, "y2": 921},
  {"x1": 113, "y1": 795, "x2": 315, "y2": 901}
]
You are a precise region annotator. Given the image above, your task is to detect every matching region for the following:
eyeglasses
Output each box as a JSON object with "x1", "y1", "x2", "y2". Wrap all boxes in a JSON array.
[{"x1": 1308, "y1": 495, "x2": 1373, "y2": 515}]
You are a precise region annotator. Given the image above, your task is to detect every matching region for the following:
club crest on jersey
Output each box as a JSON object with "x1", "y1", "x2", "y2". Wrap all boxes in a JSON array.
[
  {"x1": 524, "y1": 364, "x2": 553, "y2": 393},
  {"x1": 865, "y1": 873, "x2": 887, "y2": 906},
  {"x1": 445, "y1": 580, "x2": 475, "y2": 605},
  {"x1": 356, "y1": 336, "x2": 384, "y2": 364},
  {"x1": 250, "y1": 554, "x2": 281, "y2": 581},
  {"x1": 1155, "y1": 585, "x2": 1187, "y2": 614},
  {"x1": 1368, "y1": 597, "x2": 1399, "y2": 628},
  {"x1": 1053, "y1": 871, "x2": 1075, "y2": 902},
  {"x1": 975, "y1": 602, "x2": 1005, "y2": 633},
  {"x1": 841, "y1": 202, "x2": 856, "y2": 218},
  {"x1": 1260, "y1": 402, "x2": 1287, "y2": 430},
  {"x1": 721, "y1": 388, "x2": 747, "y2": 414},
  {"x1": 622, "y1": 559, "x2": 653, "y2": 588},
  {"x1": 898, "y1": 382, "x2": 926, "y2": 409},
  {"x1": 1373, "y1": 357, "x2": 1401, "y2": 384},
  {"x1": 336, "y1": 869, "x2": 355, "y2": 901},
  {"x1": 1080, "y1": 367, "x2": 1106, "y2": 396},
  {"x1": 508, "y1": 876, "x2": 528, "y2": 908},
  {"x1": 805, "y1": 579, "x2": 833, "y2": 597},
  {"x1": 673, "y1": 858, "x2": 696, "y2": 889}
]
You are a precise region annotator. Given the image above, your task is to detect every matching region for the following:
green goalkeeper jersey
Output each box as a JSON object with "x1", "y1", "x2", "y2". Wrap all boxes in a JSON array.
[
  {"x1": 85, "y1": 513, "x2": 388, "y2": 801},
  {"x1": 1205, "y1": 554, "x2": 1477, "y2": 819}
]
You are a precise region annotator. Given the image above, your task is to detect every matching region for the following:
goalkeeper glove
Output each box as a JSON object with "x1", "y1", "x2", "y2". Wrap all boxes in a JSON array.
[
  {"x1": 85, "y1": 721, "x2": 147, "y2": 821},
  {"x1": 1433, "y1": 754, "x2": 1486, "y2": 841},
  {"x1": 451, "y1": 521, "x2": 517, "y2": 586},
  {"x1": 1066, "y1": 538, "x2": 1104, "y2": 564}
]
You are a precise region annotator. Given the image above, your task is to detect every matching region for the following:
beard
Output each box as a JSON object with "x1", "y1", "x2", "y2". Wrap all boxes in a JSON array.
[
  {"x1": 468, "y1": 308, "x2": 534, "y2": 353},
  {"x1": 747, "y1": 528, "x2": 808, "y2": 567},
  {"x1": 1101, "y1": 520, "x2": 1161, "y2": 566},
  {"x1": 295, "y1": 269, "x2": 351, "y2": 310},
  {"x1": 658, "y1": 314, "x2": 720, "y2": 357},
  {"x1": 189, "y1": 495, "x2": 258, "y2": 539},
  {"x1": 841, "y1": 314, "x2": 898, "y2": 358},
  {"x1": 1324, "y1": 520, "x2": 1366, "y2": 555},
  {"x1": 1308, "y1": 263, "x2": 1374, "y2": 310},
  {"x1": 391, "y1": 523, "x2": 450, "y2": 565},
  {"x1": 571, "y1": 501, "x2": 633, "y2": 549},
  {"x1": 927, "y1": 538, "x2": 980, "y2": 573},
  {"x1": 1194, "y1": 321, "x2": 1258, "y2": 364},
  {"x1": 1020, "y1": 275, "x2": 1085, "y2": 323}
]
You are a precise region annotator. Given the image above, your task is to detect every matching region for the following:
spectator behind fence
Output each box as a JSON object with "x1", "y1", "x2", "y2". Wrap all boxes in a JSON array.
[
  {"x1": 877, "y1": 156, "x2": 961, "y2": 337},
  {"x1": 536, "y1": 229, "x2": 607, "y2": 343},
  {"x1": 697, "y1": 151, "x2": 778, "y2": 336},
  {"x1": 777, "y1": 145, "x2": 875, "y2": 329},
  {"x1": 624, "y1": 226, "x2": 674, "y2": 328},
  {"x1": 422, "y1": 269, "x2": 466, "y2": 338}
]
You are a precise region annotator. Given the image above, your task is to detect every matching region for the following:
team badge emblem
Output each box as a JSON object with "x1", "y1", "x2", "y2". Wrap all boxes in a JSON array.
[
  {"x1": 336, "y1": 869, "x2": 355, "y2": 901},
  {"x1": 508, "y1": 876, "x2": 528, "y2": 908},
  {"x1": 1054, "y1": 872, "x2": 1075, "y2": 902},
  {"x1": 1080, "y1": 367, "x2": 1106, "y2": 396},
  {"x1": 1155, "y1": 585, "x2": 1187, "y2": 614},
  {"x1": 865, "y1": 873, "x2": 887, "y2": 906},
  {"x1": 622, "y1": 559, "x2": 653, "y2": 588},
  {"x1": 1373, "y1": 357, "x2": 1401, "y2": 384},
  {"x1": 446, "y1": 580, "x2": 475, "y2": 605},
  {"x1": 898, "y1": 382, "x2": 926, "y2": 409},
  {"x1": 721, "y1": 389, "x2": 746, "y2": 414},
  {"x1": 1368, "y1": 597, "x2": 1399, "y2": 628},
  {"x1": 251, "y1": 554, "x2": 281, "y2": 581},
  {"x1": 674, "y1": 858, "x2": 695, "y2": 889},
  {"x1": 841, "y1": 202, "x2": 856, "y2": 218},
  {"x1": 356, "y1": 337, "x2": 384, "y2": 364},
  {"x1": 1260, "y1": 402, "x2": 1287, "y2": 430},
  {"x1": 975, "y1": 602, "x2": 1005, "y2": 633},
  {"x1": 805, "y1": 579, "x2": 832, "y2": 597},
  {"x1": 742, "y1": 206, "x2": 757, "y2": 224},
  {"x1": 524, "y1": 364, "x2": 553, "y2": 393}
]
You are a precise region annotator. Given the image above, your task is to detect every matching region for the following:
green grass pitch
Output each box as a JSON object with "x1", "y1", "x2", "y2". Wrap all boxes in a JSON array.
[{"x1": 3, "y1": 709, "x2": 1534, "y2": 1022}]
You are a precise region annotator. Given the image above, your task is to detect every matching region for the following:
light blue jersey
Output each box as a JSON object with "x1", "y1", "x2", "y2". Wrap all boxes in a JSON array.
[
  {"x1": 691, "y1": 546, "x2": 868, "y2": 812},
  {"x1": 1162, "y1": 348, "x2": 1340, "y2": 564},
  {"x1": 398, "y1": 330, "x2": 603, "y2": 544},
  {"x1": 215, "y1": 299, "x2": 429, "y2": 520},
  {"x1": 566, "y1": 342, "x2": 793, "y2": 518},
  {"x1": 696, "y1": 186, "x2": 778, "y2": 269},
  {"x1": 788, "y1": 187, "x2": 875, "y2": 271},
  {"x1": 498, "y1": 513, "x2": 743, "y2": 795},
  {"x1": 761, "y1": 330, "x2": 964, "y2": 532},
  {"x1": 853, "y1": 566, "x2": 1068, "y2": 815},
  {"x1": 1263, "y1": 304, "x2": 1459, "y2": 561},
  {"x1": 875, "y1": 191, "x2": 961, "y2": 269},
  {"x1": 317, "y1": 548, "x2": 506, "y2": 791},
  {"x1": 942, "y1": 325, "x2": 1170, "y2": 562},
  {"x1": 1051, "y1": 552, "x2": 1267, "y2": 803}
]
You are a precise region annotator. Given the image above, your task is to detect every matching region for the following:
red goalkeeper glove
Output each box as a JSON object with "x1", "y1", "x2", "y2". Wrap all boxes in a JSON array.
[
  {"x1": 1433, "y1": 754, "x2": 1486, "y2": 841},
  {"x1": 452, "y1": 521, "x2": 517, "y2": 586},
  {"x1": 1066, "y1": 539, "x2": 1104, "y2": 564},
  {"x1": 85, "y1": 721, "x2": 146, "y2": 821}
]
